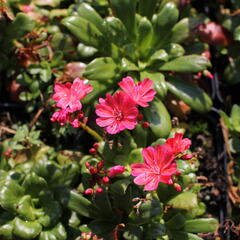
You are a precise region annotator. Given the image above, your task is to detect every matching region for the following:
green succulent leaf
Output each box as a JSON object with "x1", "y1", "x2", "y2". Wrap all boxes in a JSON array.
[
  {"x1": 13, "y1": 218, "x2": 42, "y2": 239},
  {"x1": 103, "y1": 16, "x2": 129, "y2": 47},
  {"x1": 123, "y1": 224, "x2": 143, "y2": 240},
  {"x1": 165, "y1": 18, "x2": 190, "y2": 44},
  {"x1": 169, "y1": 231, "x2": 203, "y2": 240},
  {"x1": 22, "y1": 172, "x2": 47, "y2": 197},
  {"x1": 164, "y1": 43, "x2": 185, "y2": 60},
  {"x1": 137, "y1": 17, "x2": 153, "y2": 58},
  {"x1": 0, "y1": 224, "x2": 13, "y2": 240},
  {"x1": 167, "y1": 77, "x2": 212, "y2": 113},
  {"x1": 132, "y1": 125, "x2": 148, "y2": 148},
  {"x1": 39, "y1": 223, "x2": 67, "y2": 240},
  {"x1": 83, "y1": 57, "x2": 120, "y2": 81},
  {"x1": 159, "y1": 55, "x2": 211, "y2": 72},
  {"x1": 152, "y1": 2, "x2": 179, "y2": 47},
  {"x1": 224, "y1": 58, "x2": 240, "y2": 85},
  {"x1": 110, "y1": 0, "x2": 137, "y2": 36},
  {"x1": 184, "y1": 218, "x2": 219, "y2": 233},
  {"x1": 6, "y1": 13, "x2": 35, "y2": 39},
  {"x1": 111, "y1": 179, "x2": 133, "y2": 213},
  {"x1": 56, "y1": 188, "x2": 97, "y2": 218},
  {"x1": 167, "y1": 192, "x2": 198, "y2": 210},
  {"x1": 144, "y1": 98, "x2": 172, "y2": 138},
  {"x1": 75, "y1": 3, "x2": 105, "y2": 34},
  {"x1": 144, "y1": 222, "x2": 166, "y2": 239},
  {"x1": 61, "y1": 16, "x2": 104, "y2": 48},
  {"x1": 230, "y1": 104, "x2": 240, "y2": 132},
  {"x1": 0, "y1": 175, "x2": 24, "y2": 212},
  {"x1": 138, "y1": 0, "x2": 158, "y2": 20},
  {"x1": 131, "y1": 199, "x2": 162, "y2": 225},
  {"x1": 165, "y1": 213, "x2": 186, "y2": 230},
  {"x1": 77, "y1": 43, "x2": 98, "y2": 58}
]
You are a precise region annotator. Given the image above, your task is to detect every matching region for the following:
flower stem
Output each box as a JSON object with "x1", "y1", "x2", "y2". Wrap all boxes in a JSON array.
[{"x1": 79, "y1": 122, "x2": 103, "y2": 142}]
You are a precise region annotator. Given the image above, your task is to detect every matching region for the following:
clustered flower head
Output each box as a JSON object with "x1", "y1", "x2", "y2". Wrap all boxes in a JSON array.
[
  {"x1": 84, "y1": 144, "x2": 125, "y2": 195},
  {"x1": 95, "y1": 76, "x2": 156, "y2": 134},
  {"x1": 131, "y1": 132, "x2": 192, "y2": 191},
  {"x1": 51, "y1": 78, "x2": 92, "y2": 127}
]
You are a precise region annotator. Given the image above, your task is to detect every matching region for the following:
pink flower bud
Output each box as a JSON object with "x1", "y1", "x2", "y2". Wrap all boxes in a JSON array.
[
  {"x1": 182, "y1": 154, "x2": 193, "y2": 160},
  {"x1": 97, "y1": 160, "x2": 104, "y2": 170},
  {"x1": 89, "y1": 166, "x2": 98, "y2": 175},
  {"x1": 93, "y1": 142, "x2": 100, "y2": 149},
  {"x1": 137, "y1": 114, "x2": 144, "y2": 121},
  {"x1": 174, "y1": 183, "x2": 182, "y2": 192},
  {"x1": 96, "y1": 187, "x2": 103, "y2": 194},
  {"x1": 142, "y1": 121, "x2": 150, "y2": 128},
  {"x1": 84, "y1": 188, "x2": 94, "y2": 195},
  {"x1": 102, "y1": 176, "x2": 110, "y2": 184},
  {"x1": 108, "y1": 165, "x2": 125, "y2": 177},
  {"x1": 89, "y1": 148, "x2": 96, "y2": 155},
  {"x1": 85, "y1": 161, "x2": 91, "y2": 169}
]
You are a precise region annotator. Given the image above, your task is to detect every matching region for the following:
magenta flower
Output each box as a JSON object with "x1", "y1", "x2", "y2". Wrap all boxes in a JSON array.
[
  {"x1": 52, "y1": 78, "x2": 93, "y2": 112},
  {"x1": 96, "y1": 92, "x2": 138, "y2": 134},
  {"x1": 108, "y1": 165, "x2": 125, "y2": 177},
  {"x1": 166, "y1": 132, "x2": 191, "y2": 155},
  {"x1": 118, "y1": 76, "x2": 156, "y2": 107},
  {"x1": 131, "y1": 145, "x2": 177, "y2": 191}
]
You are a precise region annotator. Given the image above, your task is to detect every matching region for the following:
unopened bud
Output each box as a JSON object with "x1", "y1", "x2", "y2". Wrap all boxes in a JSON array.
[
  {"x1": 78, "y1": 111, "x2": 84, "y2": 119},
  {"x1": 85, "y1": 161, "x2": 91, "y2": 169},
  {"x1": 96, "y1": 187, "x2": 103, "y2": 194},
  {"x1": 142, "y1": 121, "x2": 150, "y2": 128},
  {"x1": 203, "y1": 70, "x2": 214, "y2": 80},
  {"x1": 182, "y1": 154, "x2": 193, "y2": 160},
  {"x1": 93, "y1": 142, "x2": 100, "y2": 149},
  {"x1": 89, "y1": 148, "x2": 96, "y2": 155},
  {"x1": 137, "y1": 114, "x2": 144, "y2": 121},
  {"x1": 175, "y1": 171, "x2": 182, "y2": 176},
  {"x1": 97, "y1": 160, "x2": 104, "y2": 170},
  {"x1": 102, "y1": 176, "x2": 110, "y2": 184},
  {"x1": 174, "y1": 183, "x2": 182, "y2": 192},
  {"x1": 89, "y1": 166, "x2": 98, "y2": 175},
  {"x1": 84, "y1": 188, "x2": 94, "y2": 195}
]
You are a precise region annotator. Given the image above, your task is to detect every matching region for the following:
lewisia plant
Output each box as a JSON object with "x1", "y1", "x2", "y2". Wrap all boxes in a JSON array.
[
  {"x1": 131, "y1": 132, "x2": 192, "y2": 191},
  {"x1": 95, "y1": 76, "x2": 156, "y2": 134}
]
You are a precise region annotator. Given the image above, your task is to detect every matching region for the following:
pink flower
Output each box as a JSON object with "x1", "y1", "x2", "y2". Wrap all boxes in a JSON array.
[
  {"x1": 166, "y1": 132, "x2": 191, "y2": 155},
  {"x1": 52, "y1": 78, "x2": 93, "y2": 112},
  {"x1": 108, "y1": 165, "x2": 125, "y2": 177},
  {"x1": 118, "y1": 76, "x2": 156, "y2": 107},
  {"x1": 131, "y1": 145, "x2": 177, "y2": 191},
  {"x1": 96, "y1": 92, "x2": 138, "y2": 134}
]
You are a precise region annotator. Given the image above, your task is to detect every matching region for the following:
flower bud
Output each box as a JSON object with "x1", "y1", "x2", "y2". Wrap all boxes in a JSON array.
[
  {"x1": 96, "y1": 187, "x2": 103, "y2": 194},
  {"x1": 97, "y1": 160, "x2": 104, "y2": 170},
  {"x1": 182, "y1": 154, "x2": 193, "y2": 160},
  {"x1": 89, "y1": 148, "x2": 96, "y2": 155},
  {"x1": 89, "y1": 166, "x2": 98, "y2": 175},
  {"x1": 84, "y1": 188, "x2": 94, "y2": 195},
  {"x1": 93, "y1": 142, "x2": 100, "y2": 149},
  {"x1": 85, "y1": 161, "x2": 91, "y2": 169},
  {"x1": 108, "y1": 165, "x2": 125, "y2": 177},
  {"x1": 142, "y1": 121, "x2": 150, "y2": 128},
  {"x1": 174, "y1": 183, "x2": 182, "y2": 192},
  {"x1": 137, "y1": 114, "x2": 144, "y2": 121},
  {"x1": 102, "y1": 176, "x2": 110, "y2": 184}
]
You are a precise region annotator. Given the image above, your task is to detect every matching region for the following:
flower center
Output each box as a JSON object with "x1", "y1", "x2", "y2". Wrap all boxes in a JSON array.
[{"x1": 114, "y1": 111, "x2": 123, "y2": 121}]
